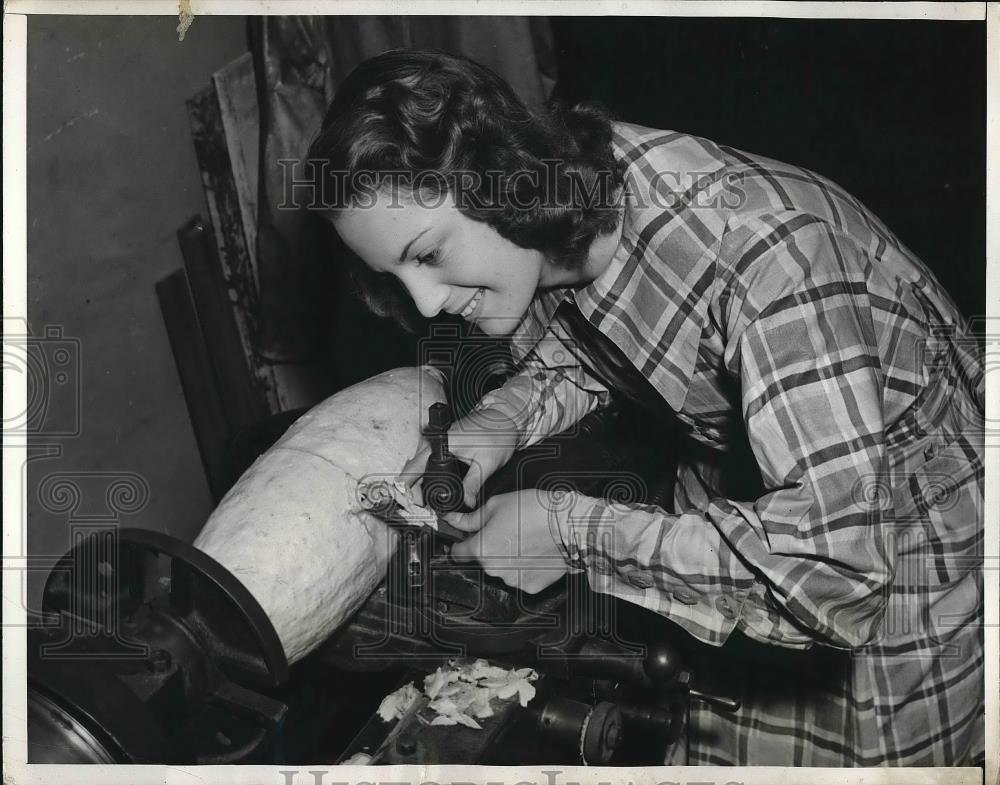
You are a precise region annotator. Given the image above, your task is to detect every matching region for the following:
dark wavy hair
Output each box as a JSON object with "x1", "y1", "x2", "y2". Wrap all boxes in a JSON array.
[{"x1": 307, "y1": 48, "x2": 626, "y2": 330}]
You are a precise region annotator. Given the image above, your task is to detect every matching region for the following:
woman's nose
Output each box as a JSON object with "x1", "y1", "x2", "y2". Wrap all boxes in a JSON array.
[{"x1": 403, "y1": 275, "x2": 448, "y2": 319}]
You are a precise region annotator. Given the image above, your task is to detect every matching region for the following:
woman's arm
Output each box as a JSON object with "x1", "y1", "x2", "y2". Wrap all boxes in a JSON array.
[
  {"x1": 472, "y1": 323, "x2": 613, "y2": 450},
  {"x1": 553, "y1": 217, "x2": 895, "y2": 650},
  {"x1": 404, "y1": 322, "x2": 611, "y2": 507}
]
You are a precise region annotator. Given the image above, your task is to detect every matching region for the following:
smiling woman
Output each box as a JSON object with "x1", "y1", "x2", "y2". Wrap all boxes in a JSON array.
[
  {"x1": 303, "y1": 46, "x2": 985, "y2": 768},
  {"x1": 330, "y1": 188, "x2": 548, "y2": 335},
  {"x1": 306, "y1": 48, "x2": 624, "y2": 333}
]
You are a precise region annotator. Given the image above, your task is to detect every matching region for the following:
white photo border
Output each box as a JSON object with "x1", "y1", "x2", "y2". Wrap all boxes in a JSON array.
[{"x1": 3, "y1": 3, "x2": 995, "y2": 785}]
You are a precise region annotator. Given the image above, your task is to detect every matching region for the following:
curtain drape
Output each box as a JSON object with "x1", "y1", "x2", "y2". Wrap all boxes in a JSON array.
[{"x1": 248, "y1": 16, "x2": 558, "y2": 367}]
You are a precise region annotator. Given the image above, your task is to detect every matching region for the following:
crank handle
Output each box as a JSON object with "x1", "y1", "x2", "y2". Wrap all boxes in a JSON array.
[{"x1": 688, "y1": 688, "x2": 740, "y2": 712}]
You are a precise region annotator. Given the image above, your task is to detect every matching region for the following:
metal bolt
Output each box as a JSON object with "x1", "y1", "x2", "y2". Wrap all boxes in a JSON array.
[
  {"x1": 428, "y1": 402, "x2": 451, "y2": 431},
  {"x1": 395, "y1": 734, "x2": 417, "y2": 756}
]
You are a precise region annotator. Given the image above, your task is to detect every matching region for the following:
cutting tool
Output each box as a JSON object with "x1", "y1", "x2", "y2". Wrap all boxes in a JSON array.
[{"x1": 356, "y1": 479, "x2": 466, "y2": 544}]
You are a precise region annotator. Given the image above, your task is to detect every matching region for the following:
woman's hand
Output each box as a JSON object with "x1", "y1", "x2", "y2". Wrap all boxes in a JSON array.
[
  {"x1": 444, "y1": 489, "x2": 579, "y2": 594},
  {"x1": 402, "y1": 408, "x2": 521, "y2": 509}
]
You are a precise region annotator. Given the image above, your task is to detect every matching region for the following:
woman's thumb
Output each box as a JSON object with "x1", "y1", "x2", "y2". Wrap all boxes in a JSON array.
[
  {"x1": 449, "y1": 534, "x2": 478, "y2": 563},
  {"x1": 441, "y1": 509, "x2": 483, "y2": 533},
  {"x1": 461, "y1": 463, "x2": 486, "y2": 510}
]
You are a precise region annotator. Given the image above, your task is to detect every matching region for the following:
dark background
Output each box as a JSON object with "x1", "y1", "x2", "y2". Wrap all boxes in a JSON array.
[
  {"x1": 550, "y1": 18, "x2": 986, "y2": 324},
  {"x1": 329, "y1": 17, "x2": 987, "y2": 396},
  {"x1": 25, "y1": 16, "x2": 987, "y2": 611}
]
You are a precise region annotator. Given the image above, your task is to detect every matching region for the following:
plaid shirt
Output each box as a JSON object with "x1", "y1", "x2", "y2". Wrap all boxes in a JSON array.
[{"x1": 475, "y1": 123, "x2": 985, "y2": 766}]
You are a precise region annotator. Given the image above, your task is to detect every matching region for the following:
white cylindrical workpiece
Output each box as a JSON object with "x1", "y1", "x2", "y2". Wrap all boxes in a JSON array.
[{"x1": 194, "y1": 366, "x2": 445, "y2": 664}]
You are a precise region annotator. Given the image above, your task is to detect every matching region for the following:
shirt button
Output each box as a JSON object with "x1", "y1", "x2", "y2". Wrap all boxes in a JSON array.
[
  {"x1": 716, "y1": 596, "x2": 737, "y2": 619},
  {"x1": 673, "y1": 590, "x2": 699, "y2": 605},
  {"x1": 626, "y1": 570, "x2": 655, "y2": 589}
]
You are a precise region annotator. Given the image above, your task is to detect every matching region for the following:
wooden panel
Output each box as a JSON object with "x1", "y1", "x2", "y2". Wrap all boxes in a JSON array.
[
  {"x1": 187, "y1": 82, "x2": 280, "y2": 414},
  {"x1": 188, "y1": 68, "x2": 326, "y2": 415},
  {"x1": 178, "y1": 215, "x2": 267, "y2": 431},
  {"x1": 155, "y1": 269, "x2": 231, "y2": 503},
  {"x1": 212, "y1": 53, "x2": 260, "y2": 285},
  {"x1": 213, "y1": 53, "x2": 338, "y2": 411}
]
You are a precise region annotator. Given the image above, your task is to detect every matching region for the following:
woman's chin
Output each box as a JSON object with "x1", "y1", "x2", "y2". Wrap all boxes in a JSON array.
[{"x1": 470, "y1": 314, "x2": 521, "y2": 336}]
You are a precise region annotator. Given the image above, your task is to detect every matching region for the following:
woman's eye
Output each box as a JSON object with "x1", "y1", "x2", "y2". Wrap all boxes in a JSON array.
[{"x1": 416, "y1": 250, "x2": 439, "y2": 266}]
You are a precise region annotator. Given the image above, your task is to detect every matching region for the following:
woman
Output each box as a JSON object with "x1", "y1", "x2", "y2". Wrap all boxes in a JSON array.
[{"x1": 307, "y1": 49, "x2": 984, "y2": 766}]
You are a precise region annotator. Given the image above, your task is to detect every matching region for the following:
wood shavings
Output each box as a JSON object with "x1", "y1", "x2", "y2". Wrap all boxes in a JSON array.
[
  {"x1": 378, "y1": 659, "x2": 538, "y2": 730},
  {"x1": 386, "y1": 480, "x2": 439, "y2": 529},
  {"x1": 356, "y1": 479, "x2": 439, "y2": 532},
  {"x1": 376, "y1": 682, "x2": 421, "y2": 722}
]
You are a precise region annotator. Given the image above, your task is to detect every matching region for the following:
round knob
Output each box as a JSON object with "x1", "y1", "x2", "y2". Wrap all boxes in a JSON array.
[
  {"x1": 427, "y1": 402, "x2": 452, "y2": 432},
  {"x1": 643, "y1": 642, "x2": 681, "y2": 685}
]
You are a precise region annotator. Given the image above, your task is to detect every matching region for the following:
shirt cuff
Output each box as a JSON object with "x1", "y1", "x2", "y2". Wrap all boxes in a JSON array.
[{"x1": 553, "y1": 493, "x2": 754, "y2": 648}]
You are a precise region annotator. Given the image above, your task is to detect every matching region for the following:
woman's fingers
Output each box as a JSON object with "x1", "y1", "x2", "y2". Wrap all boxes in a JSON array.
[
  {"x1": 401, "y1": 445, "x2": 430, "y2": 486},
  {"x1": 446, "y1": 491, "x2": 570, "y2": 594},
  {"x1": 446, "y1": 502, "x2": 493, "y2": 562},
  {"x1": 442, "y1": 511, "x2": 481, "y2": 534},
  {"x1": 401, "y1": 410, "x2": 518, "y2": 511},
  {"x1": 449, "y1": 531, "x2": 479, "y2": 562},
  {"x1": 442, "y1": 495, "x2": 497, "y2": 532},
  {"x1": 460, "y1": 459, "x2": 486, "y2": 509}
]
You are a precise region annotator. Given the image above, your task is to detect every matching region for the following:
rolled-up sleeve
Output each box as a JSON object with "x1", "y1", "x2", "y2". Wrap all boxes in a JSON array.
[
  {"x1": 473, "y1": 325, "x2": 612, "y2": 450},
  {"x1": 554, "y1": 216, "x2": 896, "y2": 650}
]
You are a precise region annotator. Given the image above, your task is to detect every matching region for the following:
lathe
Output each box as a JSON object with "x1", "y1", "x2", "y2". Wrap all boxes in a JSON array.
[{"x1": 27, "y1": 387, "x2": 738, "y2": 766}]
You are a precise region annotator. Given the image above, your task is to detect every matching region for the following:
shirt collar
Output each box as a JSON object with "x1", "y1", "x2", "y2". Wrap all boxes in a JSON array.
[{"x1": 507, "y1": 125, "x2": 711, "y2": 412}]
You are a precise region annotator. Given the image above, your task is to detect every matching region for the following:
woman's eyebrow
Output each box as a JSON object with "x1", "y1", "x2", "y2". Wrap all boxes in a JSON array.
[{"x1": 398, "y1": 228, "x2": 430, "y2": 262}]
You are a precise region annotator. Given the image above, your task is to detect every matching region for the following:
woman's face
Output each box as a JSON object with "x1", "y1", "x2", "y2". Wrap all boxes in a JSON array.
[{"x1": 331, "y1": 188, "x2": 546, "y2": 336}]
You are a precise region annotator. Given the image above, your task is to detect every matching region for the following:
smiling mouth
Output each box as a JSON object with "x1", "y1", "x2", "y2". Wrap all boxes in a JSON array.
[{"x1": 458, "y1": 288, "x2": 485, "y2": 319}]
